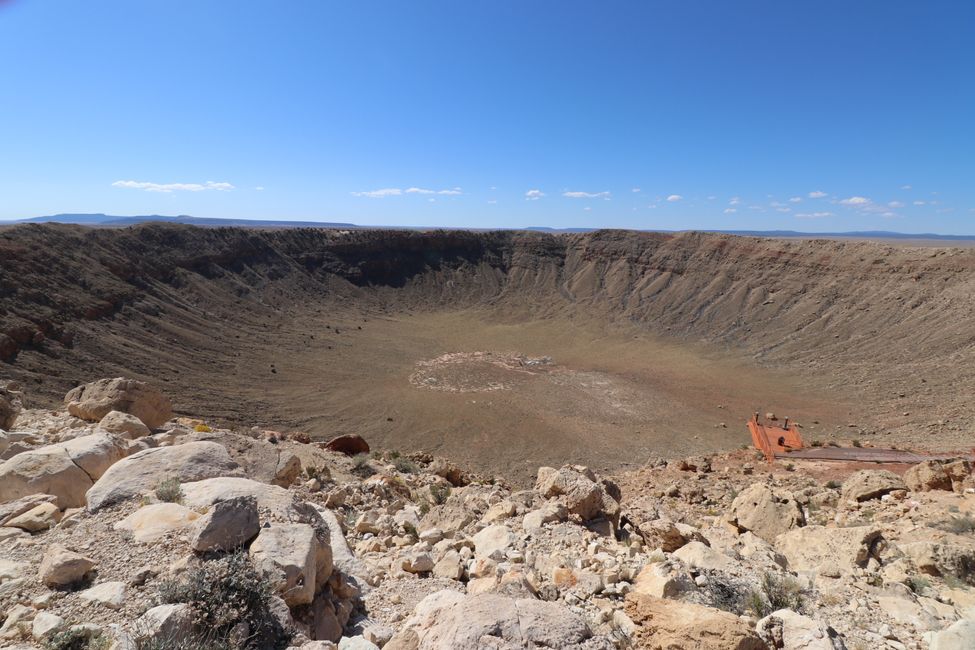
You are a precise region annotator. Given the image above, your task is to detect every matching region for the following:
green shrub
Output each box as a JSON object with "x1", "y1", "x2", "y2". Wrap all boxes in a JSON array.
[
  {"x1": 351, "y1": 453, "x2": 374, "y2": 477},
  {"x1": 155, "y1": 477, "x2": 183, "y2": 504},
  {"x1": 852, "y1": 439, "x2": 862, "y2": 448},
  {"x1": 45, "y1": 629, "x2": 109, "y2": 650},
  {"x1": 936, "y1": 515, "x2": 975, "y2": 535},
  {"x1": 153, "y1": 551, "x2": 288, "y2": 650},
  {"x1": 429, "y1": 483, "x2": 451, "y2": 505},
  {"x1": 905, "y1": 575, "x2": 931, "y2": 594},
  {"x1": 393, "y1": 457, "x2": 419, "y2": 474},
  {"x1": 748, "y1": 572, "x2": 805, "y2": 617}
]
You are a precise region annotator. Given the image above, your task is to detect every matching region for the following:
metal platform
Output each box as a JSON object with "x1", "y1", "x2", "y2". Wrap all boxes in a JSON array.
[{"x1": 781, "y1": 447, "x2": 975, "y2": 464}]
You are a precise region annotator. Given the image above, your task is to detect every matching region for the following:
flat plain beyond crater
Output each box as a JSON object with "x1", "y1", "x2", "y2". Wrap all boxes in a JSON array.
[{"x1": 2, "y1": 224, "x2": 974, "y2": 482}]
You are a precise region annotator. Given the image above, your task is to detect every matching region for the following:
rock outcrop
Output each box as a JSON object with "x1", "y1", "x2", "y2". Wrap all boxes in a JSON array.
[{"x1": 64, "y1": 377, "x2": 172, "y2": 429}]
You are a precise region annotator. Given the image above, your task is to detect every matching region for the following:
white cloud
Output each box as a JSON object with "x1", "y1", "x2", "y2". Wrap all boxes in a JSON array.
[
  {"x1": 882, "y1": 211, "x2": 898, "y2": 218},
  {"x1": 631, "y1": 188, "x2": 641, "y2": 193},
  {"x1": 707, "y1": 195, "x2": 717, "y2": 200},
  {"x1": 487, "y1": 199, "x2": 497, "y2": 204},
  {"x1": 583, "y1": 206, "x2": 592, "y2": 211},
  {"x1": 351, "y1": 188, "x2": 402, "y2": 198},
  {"x1": 913, "y1": 200, "x2": 926, "y2": 206},
  {"x1": 648, "y1": 204, "x2": 658, "y2": 209},
  {"x1": 405, "y1": 187, "x2": 463, "y2": 195},
  {"x1": 795, "y1": 211, "x2": 834, "y2": 219},
  {"x1": 808, "y1": 190, "x2": 827, "y2": 198},
  {"x1": 888, "y1": 201, "x2": 905, "y2": 208},
  {"x1": 840, "y1": 196, "x2": 870, "y2": 206},
  {"x1": 254, "y1": 186, "x2": 265, "y2": 191},
  {"x1": 563, "y1": 191, "x2": 610, "y2": 199},
  {"x1": 112, "y1": 180, "x2": 235, "y2": 193},
  {"x1": 776, "y1": 207, "x2": 792, "y2": 213},
  {"x1": 353, "y1": 186, "x2": 461, "y2": 198},
  {"x1": 428, "y1": 198, "x2": 436, "y2": 202},
  {"x1": 789, "y1": 197, "x2": 802, "y2": 203},
  {"x1": 723, "y1": 208, "x2": 737, "y2": 214},
  {"x1": 525, "y1": 189, "x2": 545, "y2": 201},
  {"x1": 729, "y1": 196, "x2": 741, "y2": 205},
  {"x1": 666, "y1": 194, "x2": 682, "y2": 202},
  {"x1": 901, "y1": 185, "x2": 912, "y2": 190}
]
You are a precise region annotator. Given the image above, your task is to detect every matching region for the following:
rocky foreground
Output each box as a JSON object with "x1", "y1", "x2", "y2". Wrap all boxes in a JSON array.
[{"x1": 1, "y1": 379, "x2": 974, "y2": 649}]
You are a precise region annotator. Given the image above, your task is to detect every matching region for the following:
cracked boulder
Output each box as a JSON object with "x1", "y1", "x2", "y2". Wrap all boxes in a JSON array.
[{"x1": 0, "y1": 444, "x2": 95, "y2": 509}]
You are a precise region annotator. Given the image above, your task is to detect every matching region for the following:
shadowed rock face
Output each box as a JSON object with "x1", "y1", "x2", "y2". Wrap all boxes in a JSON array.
[{"x1": 3, "y1": 223, "x2": 975, "y2": 476}]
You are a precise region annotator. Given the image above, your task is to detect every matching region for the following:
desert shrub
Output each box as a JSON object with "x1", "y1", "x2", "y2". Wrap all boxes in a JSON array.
[
  {"x1": 393, "y1": 457, "x2": 419, "y2": 474},
  {"x1": 389, "y1": 450, "x2": 401, "y2": 459},
  {"x1": 747, "y1": 572, "x2": 805, "y2": 617},
  {"x1": 825, "y1": 480, "x2": 841, "y2": 489},
  {"x1": 810, "y1": 440, "x2": 823, "y2": 448},
  {"x1": 155, "y1": 477, "x2": 184, "y2": 504},
  {"x1": 193, "y1": 424, "x2": 211, "y2": 433},
  {"x1": 45, "y1": 629, "x2": 110, "y2": 650},
  {"x1": 852, "y1": 439, "x2": 862, "y2": 448},
  {"x1": 418, "y1": 501, "x2": 430, "y2": 516},
  {"x1": 351, "y1": 453, "x2": 374, "y2": 478},
  {"x1": 153, "y1": 551, "x2": 288, "y2": 650},
  {"x1": 429, "y1": 483, "x2": 451, "y2": 505},
  {"x1": 936, "y1": 515, "x2": 975, "y2": 535},
  {"x1": 403, "y1": 522, "x2": 418, "y2": 539},
  {"x1": 905, "y1": 575, "x2": 931, "y2": 594}
]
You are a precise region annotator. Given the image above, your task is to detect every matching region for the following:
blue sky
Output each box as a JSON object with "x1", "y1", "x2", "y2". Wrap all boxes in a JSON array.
[{"x1": 1, "y1": 1, "x2": 972, "y2": 232}]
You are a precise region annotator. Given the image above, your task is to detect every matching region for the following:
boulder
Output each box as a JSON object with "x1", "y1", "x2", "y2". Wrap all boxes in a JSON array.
[
  {"x1": 273, "y1": 450, "x2": 302, "y2": 487},
  {"x1": 59, "y1": 432, "x2": 130, "y2": 480},
  {"x1": 0, "y1": 494, "x2": 58, "y2": 527},
  {"x1": 31, "y1": 612, "x2": 65, "y2": 641},
  {"x1": 38, "y1": 544, "x2": 95, "y2": 587},
  {"x1": 86, "y1": 441, "x2": 240, "y2": 511},
  {"x1": 386, "y1": 590, "x2": 600, "y2": 649},
  {"x1": 904, "y1": 460, "x2": 953, "y2": 492},
  {"x1": 78, "y1": 581, "x2": 126, "y2": 610},
  {"x1": 638, "y1": 518, "x2": 708, "y2": 552},
  {"x1": 98, "y1": 410, "x2": 151, "y2": 438},
  {"x1": 136, "y1": 604, "x2": 196, "y2": 641},
  {"x1": 930, "y1": 619, "x2": 975, "y2": 650},
  {"x1": 180, "y1": 476, "x2": 321, "y2": 525},
  {"x1": 673, "y1": 541, "x2": 736, "y2": 572},
  {"x1": 0, "y1": 391, "x2": 19, "y2": 430},
  {"x1": 899, "y1": 535, "x2": 975, "y2": 583},
  {"x1": 472, "y1": 524, "x2": 516, "y2": 560},
  {"x1": 5, "y1": 502, "x2": 61, "y2": 532},
  {"x1": 624, "y1": 592, "x2": 766, "y2": 650},
  {"x1": 756, "y1": 609, "x2": 846, "y2": 649},
  {"x1": 632, "y1": 562, "x2": 694, "y2": 599},
  {"x1": 0, "y1": 446, "x2": 93, "y2": 509},
  {"x1": 190, "y1": 495, "x2": 260, "y2": 552},
  {"x1": 523, "y1": 501, "x2": 568, "y2": 533},
  {"x1": 114, "y1": 502, "x2": 201, "y2": 543},
  {"x1": 534, "y1": 465, "x2": 620, "y2": 525},
  {"x1": 728, "y1": 483, "x2": 805, "y2": 543},
  {"x1": 250, "y1": 523, "x2": 332, "y2": 606},
  {"x1": 840, "y1": 470, "x2": 906, "y2": 502},
  {"x1": 775, "y1": 526, "x2": 881, "y2": 573},
  {"x1": 65, "y1": 377, "x2": 172, "y2": 428},
  {"x1": 323, "y1": 434, "x2": 370, "y2": 456}
]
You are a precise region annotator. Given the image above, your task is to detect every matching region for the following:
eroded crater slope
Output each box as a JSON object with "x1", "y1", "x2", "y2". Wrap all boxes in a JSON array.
[{"x1": 2, "y1": 224, "x2": 973, "y2": 479}]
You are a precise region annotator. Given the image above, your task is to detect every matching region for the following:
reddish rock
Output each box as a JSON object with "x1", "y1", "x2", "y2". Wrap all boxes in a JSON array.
[{"x1": 323, "y1": 434, "x2": 369, "y2": 456}]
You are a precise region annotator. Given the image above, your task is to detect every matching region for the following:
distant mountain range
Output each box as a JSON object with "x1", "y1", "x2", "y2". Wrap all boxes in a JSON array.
[{"x1": 4, "y1": 213, "x2": 975, "y2": 241}]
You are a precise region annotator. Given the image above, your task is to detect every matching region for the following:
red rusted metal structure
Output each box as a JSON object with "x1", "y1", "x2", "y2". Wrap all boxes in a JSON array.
[
  {"x1": 748, "y1": 411, "x2": 975, "y2": 464},
  {"x1": 748, "y1": 412, "x2": 804, "y2": 463}
]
